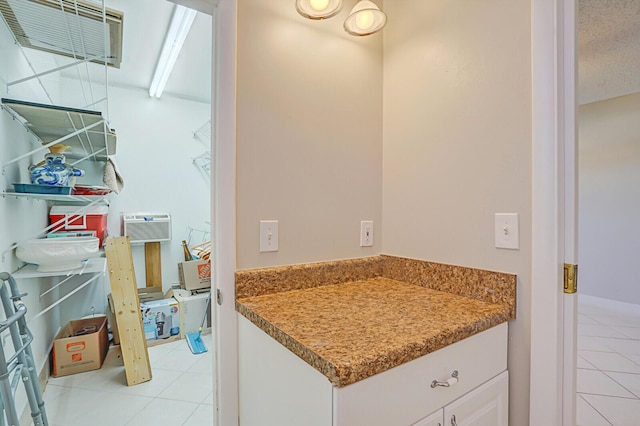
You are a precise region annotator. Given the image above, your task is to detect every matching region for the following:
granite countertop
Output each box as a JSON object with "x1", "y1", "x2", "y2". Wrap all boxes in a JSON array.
[{"x1": 236, "y1": 276, "x2": 513, "y2": 387}]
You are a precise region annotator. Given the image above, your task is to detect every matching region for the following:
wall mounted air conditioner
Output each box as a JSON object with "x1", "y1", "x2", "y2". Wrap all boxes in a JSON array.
[
  {"x1": 0, "y1": 0, "x2": 123, "y2": 68},
  {"x1": 122, "y1": 213, "x2": 171, "y2": 244}
]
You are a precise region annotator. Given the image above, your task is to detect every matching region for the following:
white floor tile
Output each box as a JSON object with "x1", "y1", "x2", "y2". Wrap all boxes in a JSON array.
[
  {"x1": 157, "y1": 371, "x2": 214, "y2": 404},
  {"x1": 182, "y1": 404, "x2": 215, "y2": 426},
  {"x1": 579, "y1": 350, "x2": 640, "y2": 374},
  {"x1": 578, "y1": 355, "x2": 598, "y2": 370},
  {"x1": 47, "y1": 369, "x2": 100, "y2": 388},
  {"x1": 598, "y1": 337, "x2": 640, "y2": 355},
  {"x1": 147, "y1": 344, "x2": 174, "y2": 365},
  {"x1": 578, "y1": 314, "x2": 602, "y2": 326},
  {"x1": 188, "y1": 351, "x2": 214, "y2": 374},
  {"x1": 626, "y1": 354, "x2": 640, "y2": 365},
  {"x1": 581, "y1": 394, "x2": 640, "y2": 426},
  {"x1": 578, "y1": 336, "x2": 616, "y2": 352},
  {"x1": 576, "y1": 298, "x2": 640, "y2": 426},
  {"x1": 579, "y1": 324, "x2": 628, "y2": 338},
  {"x1": 152, "y1": 347, "x2": 202, "y2": 371},
  {"x1": 606, "y1": 372, "x2": 640, "y2": 398},
  {"x1": 41, "y1": 383, "x2": 71, "y2": 404},
  {"x1": 576, "y1": 394, "x2": 611, "y2": 426},
  {"x1": 69, "y1": 363, "x2": 128, "y2": 391},
  {"x1": 121, "y1": 367, "x2": 183, "y2": 398},
  {"x1": 613, "y1": 326, "x2": 640, "y2": 340},
  {"x1": 202, "y1": 390, "x2": 214, "y2": 406},
  {"x1": 596, "y1": 314, "x2": 640, "y2": 328},
  {"x1": 577, "y1": 369, "x2": 636, "y2": 398},
  {"x1": 44, "y1": 387, "x2": 151, "y2": 426},
  {"x1": 125, "y1": 398, "x2": 199, "y2": 425}
]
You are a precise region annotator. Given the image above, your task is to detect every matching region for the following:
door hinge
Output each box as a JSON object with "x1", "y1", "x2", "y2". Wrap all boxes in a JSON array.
[
  {"x1": 216, "y1": 288, "x2": 223, "y2": 305},
  {"x1": 564, "y1": 263, "x2": 578, "y2": 294}
]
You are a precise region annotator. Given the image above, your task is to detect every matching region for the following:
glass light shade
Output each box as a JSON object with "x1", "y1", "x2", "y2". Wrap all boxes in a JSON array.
[
  {"x1": 344, "y1": 0, "x2": 387, "y2": 36},
  {"x1": 296, "y1": 0, "x2": 343, "y2": 20}
]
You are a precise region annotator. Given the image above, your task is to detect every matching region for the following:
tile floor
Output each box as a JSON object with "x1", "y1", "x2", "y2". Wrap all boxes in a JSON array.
[
  {"x1": 41, "y1": 333, "x2": 214, "y2": 426},
  {"x1": 577, "y1": 298, "x2": 640, "y2": 426}
]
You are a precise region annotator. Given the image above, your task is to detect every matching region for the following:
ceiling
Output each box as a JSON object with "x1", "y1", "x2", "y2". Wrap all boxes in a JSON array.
[
  {"x1": 3, "y1": 0, "x2": 627, "y2": 108},
  {"x1": 578, "y1": 0, "x2": 640, "y2": 105},
  {"x1": 104, "y1": 0, "x2": 212, "y2": 104}
]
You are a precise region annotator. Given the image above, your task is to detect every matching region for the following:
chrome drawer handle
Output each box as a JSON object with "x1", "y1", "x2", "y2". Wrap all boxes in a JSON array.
[{"x1": 431, "y1": 370, "x2": 459, "y2": 388}]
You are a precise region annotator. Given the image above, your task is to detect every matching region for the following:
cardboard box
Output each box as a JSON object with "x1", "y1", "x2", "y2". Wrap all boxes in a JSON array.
[
  {"x1": 52, "y1": 316, "x2": 109, "y2": 377},
  {"x1": 178, "y1": 260, "x2": 211, "y2": 290},
  {"x1": 166, "y1": 289, "x2": 211, "y2": 338},
  {"x1": 50, "y1": 205, "x2": 109, "y2": 246},
  {"x1": 140, "y1": 298, "x2": 180, "y2": 341},
  {"x1": 107, "y1": 286, "x2": 164, "y2": 345}
]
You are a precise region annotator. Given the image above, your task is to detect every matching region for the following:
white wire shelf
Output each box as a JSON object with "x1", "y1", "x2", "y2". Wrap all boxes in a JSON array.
[
  {"x1": 1, "y1": 192, "x2": 110, "y2": 204},
  {"x1": 12, "y1": 256, "x2": 106, "y2": 279}
]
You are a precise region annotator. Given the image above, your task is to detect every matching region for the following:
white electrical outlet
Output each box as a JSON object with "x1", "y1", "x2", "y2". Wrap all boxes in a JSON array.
[
  {"x1": 495, "y1": 213, "x2": 519, "y2": 250},
  {"x1": 360, "y1": 221, "x2": 374, "y2": 247},
  {"x1": 260, "y1": 220, "x2": 278, "y2": 252}
]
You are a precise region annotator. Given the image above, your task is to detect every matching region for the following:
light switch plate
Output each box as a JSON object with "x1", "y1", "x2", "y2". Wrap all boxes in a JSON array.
[
  {"x1": 259, "y1": 220, "x2": 278, "y2": 252},
  {"x1": 495, "y1": 213, "x2": 519, "y2": 250},
  {"x1": 360, "y1": 221, "x2": 373, "y2": 247}
]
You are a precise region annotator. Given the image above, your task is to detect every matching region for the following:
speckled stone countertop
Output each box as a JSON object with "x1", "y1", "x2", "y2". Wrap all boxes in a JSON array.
[{"x1": 236, "y1": 256, "x2": 516, "y2": 387}]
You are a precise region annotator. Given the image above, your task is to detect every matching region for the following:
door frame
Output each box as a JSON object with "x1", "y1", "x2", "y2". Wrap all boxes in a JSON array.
[
  {"x1": 213, "y1": 0, "x2": 239, "y2": 424},
  {"x1": 530, "y1": 0, "x2": 577, "y2": 424}
]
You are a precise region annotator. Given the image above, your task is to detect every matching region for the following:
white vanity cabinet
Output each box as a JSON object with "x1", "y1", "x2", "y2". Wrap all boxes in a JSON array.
[
  {"x1": 413, "y1": 370, "x2": 509, "y2": 426},
  {"x1": 238, "y1": 315, "x2": 509, "y2": 426},
  {"x1": 413, "y1": 410, "x2": 445, "y2": 426}
]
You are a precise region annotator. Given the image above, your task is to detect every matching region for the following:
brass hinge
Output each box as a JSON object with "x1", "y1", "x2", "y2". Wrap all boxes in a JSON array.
[{"x1": 564, "y1": 263, "x2": 578, "y2": 294}]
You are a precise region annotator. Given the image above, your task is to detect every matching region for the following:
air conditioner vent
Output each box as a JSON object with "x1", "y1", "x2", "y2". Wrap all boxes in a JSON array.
[
  {"x1": 0, "y1": 0, "x2": 123, "y2": 68},
  {"x1": 123, "y1": 214, "x2": 171, "y2": 244}
]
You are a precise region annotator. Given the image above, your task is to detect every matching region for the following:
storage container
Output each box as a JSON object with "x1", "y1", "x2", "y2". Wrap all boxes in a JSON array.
[
  {"x1": 49, "y1": 205, "x2": 109, "y2": 246},
  {"x1": 52, "y1": 316, "x2": 109, "y2": 377}
]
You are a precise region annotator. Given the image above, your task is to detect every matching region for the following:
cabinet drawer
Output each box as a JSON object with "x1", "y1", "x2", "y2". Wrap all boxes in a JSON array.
[{"x1": 333, "y1": 323, "x2": 508, "y2": 426}]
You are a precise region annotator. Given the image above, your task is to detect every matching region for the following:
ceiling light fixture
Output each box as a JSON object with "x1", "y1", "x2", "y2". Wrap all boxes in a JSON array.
[
  {"x1": 344, "y1": 0, "x2": 386, "y2": 36},
  {"x1": 149, "y1": 5, "x2": 197, "y2": 98},
  {"x1": 296, "y1": 0, "x2": 343, "y2": 20}
]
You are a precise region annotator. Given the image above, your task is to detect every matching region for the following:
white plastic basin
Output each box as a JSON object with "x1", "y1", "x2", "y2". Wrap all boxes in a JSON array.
[{"x1": 16, "y1": 237, "x2": 100, "y2": 272}]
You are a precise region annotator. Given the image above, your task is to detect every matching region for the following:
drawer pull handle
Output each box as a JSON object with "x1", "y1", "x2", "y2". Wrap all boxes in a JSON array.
[
  {"x1": 451, "y1": 414, "x2": 458, "y2": 426},
  {"x1": 431, "y1": 370, "x2": 459, "y2": 388}
]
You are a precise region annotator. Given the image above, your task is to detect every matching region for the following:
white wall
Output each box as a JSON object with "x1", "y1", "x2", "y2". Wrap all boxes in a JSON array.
[
  {"x1": 106, "y1": 86, "x2": 211, "y2": 288},
  {"x1": 235, "y1": 0, "x2": 383, "y2": 269},
  {"x1": 381, "y1": 2, "x2": 532, "y2": 425},
  {"x1": 579, "y1": 93, "x2": 640, "y2": 305}
]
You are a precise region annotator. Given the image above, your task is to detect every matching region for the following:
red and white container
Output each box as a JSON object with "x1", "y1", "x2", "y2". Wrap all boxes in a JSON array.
[{"x1": 49, "y1": 206, "x2": 109, "y2": 246}]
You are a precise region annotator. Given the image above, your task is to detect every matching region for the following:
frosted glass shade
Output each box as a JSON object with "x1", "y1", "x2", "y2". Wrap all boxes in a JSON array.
[
  {"x1": 344, "y1": 0, "x2": 386, "y2": 36},
  {"x1": 296, "y1": 0, "x2": 343, "y2": 20}
]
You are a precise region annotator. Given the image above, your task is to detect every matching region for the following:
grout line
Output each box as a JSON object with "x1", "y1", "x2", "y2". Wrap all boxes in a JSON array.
[{"x1": 577, "y1": 393, "x2": 614, "y2": 426}]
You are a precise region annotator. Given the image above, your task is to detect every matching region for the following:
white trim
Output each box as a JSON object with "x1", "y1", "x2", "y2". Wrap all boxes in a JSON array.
[
  {"x1": 530, "y1": 0, "x2": 564, "y2": 424},
  {"x1": 214, "y1": 0, "x2": 239, "y2": 424},
  {"x1": 560, "y1": 0, "x2": 578, "y2": 423}
]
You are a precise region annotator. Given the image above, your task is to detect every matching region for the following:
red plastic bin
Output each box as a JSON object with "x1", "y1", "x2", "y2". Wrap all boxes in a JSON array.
[{"x1": 49, "y1": 206, "x2": 109, "y2": 246}]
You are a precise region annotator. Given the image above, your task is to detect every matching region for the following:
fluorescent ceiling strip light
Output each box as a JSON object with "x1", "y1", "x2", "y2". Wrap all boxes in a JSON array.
[{"x1": 148, "y1": 5, "x2": 197, "y2": 98}]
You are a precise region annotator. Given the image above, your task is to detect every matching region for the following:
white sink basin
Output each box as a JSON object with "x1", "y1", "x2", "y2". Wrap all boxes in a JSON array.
[{"x1": 16, "y1": 237, "x2": 100, "y2": 272}]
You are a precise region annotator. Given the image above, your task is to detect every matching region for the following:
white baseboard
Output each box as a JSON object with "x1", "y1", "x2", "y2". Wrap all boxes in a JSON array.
[{"x1": 579, "y1": 294, "x2": 640, "y2": 316}]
